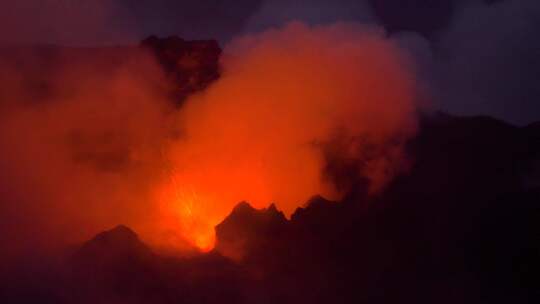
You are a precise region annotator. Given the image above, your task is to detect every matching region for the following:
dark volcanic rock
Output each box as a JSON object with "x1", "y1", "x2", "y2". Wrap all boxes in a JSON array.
[
  {"x1": 68, "y1": 225, "x2": 246, "y2": 304},
  {"x1": 215, "y1": 202, "x2": 288, "y2": 261},
  {"x1": 5, "y1": 113, "x2": 540, "y2": 304},
  {"x1": 141, "y1": 35, "x2": 221, "y2": 102},
  {"x1": 68, "y1": 225, "x2": 161, "y2": 303},
  {"x1": 73, "y1": 225, "x2": 154, "y2": 264},
  {"x1": 209, "y1": 113, "x2": 540, "y2": 304}
]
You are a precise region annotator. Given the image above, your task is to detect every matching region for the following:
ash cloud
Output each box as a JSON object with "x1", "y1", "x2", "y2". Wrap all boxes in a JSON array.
[
  {"x1": 160, "y1": 22, "x2": 420, "y2": 248},
  {"x1": 2, "y1": 0, "x2": 539, "y2": 260},
  {"x1": 0, "y1": 46, "x2": 177, "y2": 258},
  {"x1": 3, "y1": 0, "x2": 540, "y2": 124},
  {"x1": 0, "y1": 21, "x2": 422, "y2": 257}
]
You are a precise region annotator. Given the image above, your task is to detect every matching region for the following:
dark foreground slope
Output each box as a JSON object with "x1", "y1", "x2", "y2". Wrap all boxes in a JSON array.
[
  {"x1": 2, "y1": 113, "x2": 538, "y2": 304},
  {"x1": 211, "y1": 113, "x2": 540, "y2": 304}
]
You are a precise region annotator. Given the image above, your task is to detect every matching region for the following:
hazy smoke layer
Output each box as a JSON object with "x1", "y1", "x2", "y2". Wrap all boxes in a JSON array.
[
  {"x1": 0, "y1": 48, "x2": 175, "y2": 257},
  {"x1": 0, "y1": 22, "x2": 419, "y2": 255},
  {"x1": 0, "y1": 0, "x2": 136, "y2": 46}
]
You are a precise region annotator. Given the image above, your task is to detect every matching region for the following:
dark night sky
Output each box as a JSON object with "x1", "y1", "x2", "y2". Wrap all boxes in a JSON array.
[{"x1": 1, "y1": 0, "x2": 539, "y2": 124}]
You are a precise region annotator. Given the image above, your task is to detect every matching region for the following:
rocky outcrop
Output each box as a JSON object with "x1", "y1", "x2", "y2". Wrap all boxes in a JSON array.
[
  {"x1": 72, "y1": 225, "x2": 154, "y2": 264},
  {"x1": 67, "y1": 225, "x2": 245, "y2": 304},
  {"x1": 215, "y1": 202, "x2": 287, "y2": 261},
  {"x1": 141, "y1": 35, "x2": 221, "y2": 102}
]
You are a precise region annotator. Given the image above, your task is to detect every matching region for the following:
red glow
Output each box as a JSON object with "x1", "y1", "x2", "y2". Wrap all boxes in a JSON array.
[{"x1": 153, "y1": 22, "x2": 418, "y2": 251}]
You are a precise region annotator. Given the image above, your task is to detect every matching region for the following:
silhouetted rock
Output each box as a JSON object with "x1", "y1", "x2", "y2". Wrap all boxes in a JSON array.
[
  {"x1": 68, "y1": 225, "x2": 163, "y2": 303},
  {"x1": 66, "y1": 225, "x2": 247, "y2": 304},
  {"x1": 4, "y1": 113, "x2": 540, "y2": 304},
  {"x1": 141, "y1": 35, "x2": 221, "y2": 102},
  {"x1": 215, "y1": 202, "x2": 287, "y2": 260},
  {"x1": 73, "y1": 225, "x2": 154, "y2": 263},
  {"x1": 291, "y1": 195, "x2": 339, "y2": 225}
]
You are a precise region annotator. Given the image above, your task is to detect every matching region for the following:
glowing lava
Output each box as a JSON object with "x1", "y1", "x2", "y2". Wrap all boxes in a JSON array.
[{"x1": 157, "y1": 177, "x2": 218, "y2": 252}]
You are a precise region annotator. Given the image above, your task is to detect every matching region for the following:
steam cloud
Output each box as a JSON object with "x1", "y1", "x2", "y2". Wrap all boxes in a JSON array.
[
  {"x1": 156, "y1": 22, "x2": 419, "y2": 249},
  {"x1": 0, "y1": 22, "x2": 419, "y2": 255},
  {"x1": 0, "y1": 47, "x2": 175, "y2": 257}
]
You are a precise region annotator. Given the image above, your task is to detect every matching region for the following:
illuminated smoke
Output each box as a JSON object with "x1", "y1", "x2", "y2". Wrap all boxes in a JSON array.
[
  {"x1": 156, "y1": 22, "x2": 419, "y2": 250},
  {"x1": 0, "y1": 22, "x2": 419, "y2": 255}
]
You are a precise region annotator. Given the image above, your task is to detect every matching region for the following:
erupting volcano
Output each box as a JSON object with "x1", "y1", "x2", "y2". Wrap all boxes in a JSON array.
[
  {"x1": 146, "y1": 23, "x2": 419, "y2": 251},
  {"x1": 1, "y1": 2, "x2": 539, "y2": 303},
  {"x1": 0, "y1": 22, "x2": 418, "y2": 254}
]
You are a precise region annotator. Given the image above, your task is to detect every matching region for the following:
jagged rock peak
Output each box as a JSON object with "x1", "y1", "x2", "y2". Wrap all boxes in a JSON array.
[{"x1": 92, "y1": 224, "x2": 139, "y2": 244}]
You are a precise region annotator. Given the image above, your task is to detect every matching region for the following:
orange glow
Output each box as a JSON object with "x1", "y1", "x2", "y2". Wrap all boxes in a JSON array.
[
  {"x1": 0, "y1": 22, "x2": 419, "y2": 255},
  {"x1": 154, "y1": 22, "x2": 418, "y2": 251},
  {"x1": 157, "y1": 178, "x2": 218, "y2": 252}
]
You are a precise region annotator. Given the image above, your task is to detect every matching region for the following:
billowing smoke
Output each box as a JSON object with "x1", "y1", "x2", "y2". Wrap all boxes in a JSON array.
[
  {"x1": 0, "y1": 22, "x2": 419, "y2": 257},
  {"x1": 0, "y1": 47, "x2": 175, "y2": 258},
  {"x1": 156, "y1": 22, "x2": 419, "y2": 250}
]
